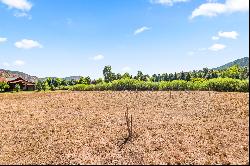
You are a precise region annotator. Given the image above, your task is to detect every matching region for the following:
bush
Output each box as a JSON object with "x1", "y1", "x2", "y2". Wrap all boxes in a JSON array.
[
  {"x1": 14, "y1": 84, "x2": 21, "y2": 92},
  {"x1": 68, "y1": 78, "x2": 249, "y2": 92},
  {"x1": 0, "y1": 82, "x2": 10, "y2": 92}
]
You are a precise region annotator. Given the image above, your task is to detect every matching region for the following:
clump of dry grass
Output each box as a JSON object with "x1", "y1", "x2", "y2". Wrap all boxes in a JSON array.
[{"x1": 0, "y1": 91, "x2": 249, "y2": 165}]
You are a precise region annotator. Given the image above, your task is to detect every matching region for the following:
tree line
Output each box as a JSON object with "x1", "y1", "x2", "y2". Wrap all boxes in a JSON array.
[
  {"x1": 0, "y1": 64, "x2": 248, "y2": 92},
  {"x1": 32, "y1": 64, "x2": 248, "y2": 92}
]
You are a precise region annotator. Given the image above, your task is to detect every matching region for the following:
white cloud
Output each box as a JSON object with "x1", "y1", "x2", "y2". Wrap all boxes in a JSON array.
[
  {"x1": 150, "y1": 0, "x2": 189, "y2": 6},
  {"x1": 13, "y1": 60, "x2": 25, "y2": 66},
  {"x1": 0, "y1": 37, "x2": 7, "y2": 43},
  {"x1": 134, "y1": 26, "x2": 151, "y2": 35},
  {"x1": 208, "y1": 43, "x2": 226, "y2": 51},
  {"x1": 218, "y1": 31, "x2": 239, "y2": 39},
  {"x1": 0, "y1": 0, "x2": 32, "y2": 11},
  {"x1": 14, "y1": 11, "x2": 32, "y2": 19},
  {"x1": 15, "y1": 39, "x2": 43, "y2": 49},
  {"x1": 122, "y1": 66, "x2": 132, "y2": 72},
  {"x1": 3, "y1": 62, "x2": 10, "y2": 67},
  {"x1": 92, "y1": 54, "x2": 104, "y2": 61},
  {"x1": 190, "y1": 0, "x2": 249, "y2": 19},
  {"x1": 212, "y1": 36, "x2": 220, "y2": 40}
]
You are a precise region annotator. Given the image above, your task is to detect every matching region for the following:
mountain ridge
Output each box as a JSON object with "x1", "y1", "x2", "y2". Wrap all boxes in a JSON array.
[{"x1": 212, "y1": 57, "x2": 249, "y2": 70}]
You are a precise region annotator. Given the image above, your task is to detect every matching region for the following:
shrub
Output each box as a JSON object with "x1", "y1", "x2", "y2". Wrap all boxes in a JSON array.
[
  {"x1": 68, "y1": 78, "x2": 249, "y2": 92},
  {"x1": 14, "y1": 84, "x2": 21, "y2": 92},
  {"x1": 0, "y1": 82, "x2": 10, "y2": 92}
]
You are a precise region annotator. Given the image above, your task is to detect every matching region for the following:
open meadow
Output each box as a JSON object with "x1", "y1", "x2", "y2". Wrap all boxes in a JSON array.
[{"x1": 0, "y1": 91, "x2": 249, "y2": 165}]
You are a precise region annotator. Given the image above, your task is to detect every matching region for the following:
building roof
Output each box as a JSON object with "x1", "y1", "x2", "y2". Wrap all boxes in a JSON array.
[
  {"x1": 1, "y1": 77, "x2": 35, "y2": 85},
  {"x1": 8, "y1": 77, "x2": 35, "y2": 85}
]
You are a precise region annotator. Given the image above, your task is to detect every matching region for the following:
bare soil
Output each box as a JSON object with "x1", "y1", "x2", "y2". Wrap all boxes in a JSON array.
[{"x1": 0, "y1": 91, "x2": 249, "y2": 165}]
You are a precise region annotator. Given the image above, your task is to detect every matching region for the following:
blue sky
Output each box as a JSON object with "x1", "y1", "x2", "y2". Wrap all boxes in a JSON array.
[{"x1": 0, "y1": 0, "x2": 249, "y2": 78}]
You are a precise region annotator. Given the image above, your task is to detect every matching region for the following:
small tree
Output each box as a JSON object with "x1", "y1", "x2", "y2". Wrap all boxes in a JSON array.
[
  {"x1": 42, "y1": 81, "x2": 49, "y2": 91},
  {"x1": 186, "y1": 73, "x2": 191, "y2": 81},
  {"x1": 180, "y1": 71, "x2": 185, "y2": 80},
  {"x1": 122, "y1": 72, "x2": 131, "y2": 79},
  {"x1": 103, "y1": 65, "x2": 116, "y2": 83},
  {"x1": 0, "y1": 82, "x2": 10, "y2": 92},
  {"x1": 36, "y1": 80, "x2": 43, "y2": 91},
  {"x1": 14, "y1": 84, "x2": 21, "y2": 92},
  {"x1": 96, "y1": 78, "x2": 103, "y2": 84}
]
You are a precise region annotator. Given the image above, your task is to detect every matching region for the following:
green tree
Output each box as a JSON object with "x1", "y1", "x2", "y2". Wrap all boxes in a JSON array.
[
  {"x1": 103, "y1": 66, "x2": 116, "y2": 83},
  {"x1": 122, "y1": 72, "x2": 131, "y2": 79},
  {"x1": 14, "y1": 84, "x2": 21, "y2": 92},
  {"x1": 180, "y1": 71, "x2": 185, "y2": 80},
  {"x1": 46, "y1": 78, "x2": 53, "y2": 87},
  {"x1": 186, "y1": 73, "x2": 191, "y2": 81},
  {"x1": 174, "y1": 72, "x2": 178, "y2": 80},
  {"x1": 135, "y1": 71, "x2": 143, "y2": 81},
  {"x1": 54, "y1": 78, "x2": 62, "y2": 87},
  {"x1": 36, "y1": 80, "x2": 43, "y2": 91},
  {"x1": 61, "y1": 79, "x2": 67, "y2": 86},
  {"x1": 169, "y1": 73, "x2": 174, "y2": 81},
  {"x1": 42, "y1": 81, "x2": 49, "y2": 91},
  {"x1": 203, "y1": 68, "x2": 209, "y2": 78},
  {"x1": 116, "y1": 73, "x2": 122, "y2": 80},
  {"x1": 151, "y1": 74, "x2": 158, "y2": 82},
  {"x1": 0, "y1": 82, "x2": 10, "y2": 92},
  {"x1": 96, "y1": 78, "x2": 103, "y2": 84},
  {"x1": 85, "y1": 76, "x2": 91, "y2": 85},
  {"x1": 222, "y1": 65, "x2": 241, "y2": 79}
]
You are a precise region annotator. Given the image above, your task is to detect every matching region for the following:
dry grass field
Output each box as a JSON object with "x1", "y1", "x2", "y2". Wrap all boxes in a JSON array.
[{"x1": 0, "y1": 91, "x2": 249, "y2": 165}]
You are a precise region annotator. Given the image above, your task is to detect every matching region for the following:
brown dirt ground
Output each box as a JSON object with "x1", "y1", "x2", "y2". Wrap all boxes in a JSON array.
[{"x1": 0, "y1": 91, "x2": 249, "y2": 165}]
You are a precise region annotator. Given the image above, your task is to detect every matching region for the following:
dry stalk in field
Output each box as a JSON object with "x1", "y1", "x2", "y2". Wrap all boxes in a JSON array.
[
  {"x1": 119, "y1": 107, "x2": 133, "y2": 150},
  {"x1": 125, "y1": 107, "x2": 133, "y2": 139}
]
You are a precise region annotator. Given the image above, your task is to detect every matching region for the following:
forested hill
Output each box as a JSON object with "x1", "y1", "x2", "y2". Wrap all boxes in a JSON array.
[
  {"x1": 0, "y1": 69, "x2": 38, "y2": 82},
  {"x1": 213, "y1": 57, "x2": 249, "y2": 70}
]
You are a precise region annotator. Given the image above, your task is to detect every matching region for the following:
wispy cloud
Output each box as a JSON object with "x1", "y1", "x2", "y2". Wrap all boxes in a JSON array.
[
  {"x1": 150, "y1": 0, "x2": 190, "y2": 6},
  {"x1": 0, "y1": 37, "x2": 7, "y2": 43},
  {"x1": 91, "y1": 54, "x2": 104, "y2": 61},
  {"x1": 134, "y1": 26, "x2": 151, "y2": 35},
  {"x1": 190, "y1": 0, "x2": 249, "y2": 19},
  {"x1": 218, "y1": 31, "x2": 239, "y2": 39},
  {"x1": 14, "y1": 11, "x2": 32, "y2": 19},
  {"x1": 212, "y1": 36, "x2": 220, "y2": 40},
  {"x1": 0, "y1": 0, "x2": 32, "y2": 11},
  {"x1": 211, "y1": 31, "x2": 239, "y2": 41},
  {"x1": 13, "y1": 60, "x2": 25, "y2": 66},
  {"x1": 15, "y1": 39, "x2": 43, "y2": 49},
  {"x1": 208, "y1": 43, "x2": 226, "y2": 51}
]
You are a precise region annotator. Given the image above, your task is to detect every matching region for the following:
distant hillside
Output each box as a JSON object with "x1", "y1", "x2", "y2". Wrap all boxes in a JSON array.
[
  {"x1": 213, "y1": 57, "x2": 249, "y2": 70},
  {"x1": 0, "y1": 69, "x2": 38, "y2": 82}
]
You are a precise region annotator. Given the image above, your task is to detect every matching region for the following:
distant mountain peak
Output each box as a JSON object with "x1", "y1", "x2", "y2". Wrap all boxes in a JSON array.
[{"x1": 213, "y1": 57, "x2": 249, "y2": 70}]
